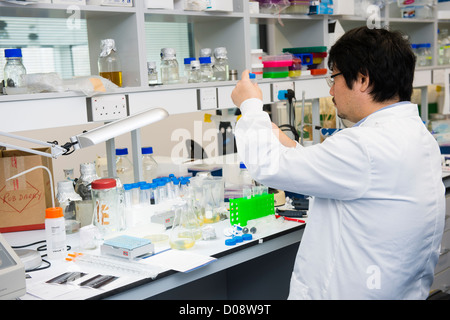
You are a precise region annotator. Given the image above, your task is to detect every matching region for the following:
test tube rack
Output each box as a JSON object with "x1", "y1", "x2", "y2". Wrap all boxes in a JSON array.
[{"x1": 229, "y1": 193, "x2": 275, "y2": 227}]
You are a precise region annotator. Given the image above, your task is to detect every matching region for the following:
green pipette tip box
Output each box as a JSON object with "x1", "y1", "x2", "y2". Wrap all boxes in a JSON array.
[{"x1": 229, "y1": 193, "x2": 275, "y2": 227}]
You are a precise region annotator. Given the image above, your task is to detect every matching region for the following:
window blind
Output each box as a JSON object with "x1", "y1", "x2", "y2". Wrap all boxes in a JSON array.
[
  {"x1": 0, "y1": 17, "x2": 89, "y2": 80},
  {"x1": 0, "y1": 17, "x2": 194, "y2": 82}
]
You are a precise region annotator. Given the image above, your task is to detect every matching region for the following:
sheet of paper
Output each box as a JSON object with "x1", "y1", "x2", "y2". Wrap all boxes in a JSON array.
[{"x1": 142, "y1": 249, "x2": 216, "y2": 273}]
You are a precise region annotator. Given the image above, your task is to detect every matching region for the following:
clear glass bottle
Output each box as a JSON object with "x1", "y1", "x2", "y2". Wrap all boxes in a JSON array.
[
  {"x1": 74, "y1": 162, "x2": 99, "y2": 227},
  {"x1": 411, "y1": 44, "x2": 420, "y2": 67},
  {"x1": 98, "y1": 39, "x2": 123, "y2": 87},
  {"x1": 199, "y1": 56, "x2": 213, "y2": 82},
  {"x1": 213, "y1": 47, "x2": 229, "y2": 81},
  {"x1": 142, "y1": 146, "x2": 158, "y2": 183},
  {"x1": 188, "y1": 60, "x2": 201, "y2": 83},
  {"x1": 3, "y1": 48, "x2": 27, "y2": 94},
  {"x1": 113, "y1": 177, "x2": 126, "y2": 231},
  {"x1": 91, "y1": 178, "x2": 120, "y2": 238},
  {"x1": 438, "y1": 29, "x2": 447, "y2": 65},
  {"x1": 422, "y1": 43, "x2": 432, "y2": 66},
  {"x1": 116, "y1": 147, "x2": 134, "y2": 184},
  {"x1": 239, "y1": 162, "x2": 255, "y2": 198},
  {"x1": 199, "y1": 48, "x2": 214, "y2": 66},
  {"x1": 56, "y1": 180, "x2": 82, "y2": 234},
  {"x1": 441, "y1": 29, "x2": 450, "y2": 66},
  {"x1": 147, "y1": 61, "x2": 158, "y2": 85},
  {"x1": 160, "y1": 48, "x2": 180, "y2": 84}
]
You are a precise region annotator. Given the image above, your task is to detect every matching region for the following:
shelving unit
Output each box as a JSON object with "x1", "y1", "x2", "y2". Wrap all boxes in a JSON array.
[
  {"x1": 0, "y1": 0, "x2": 445, "y2": 131},
  {"x1": 0, "y1": 0, "x2": 448, "y2": 148}
]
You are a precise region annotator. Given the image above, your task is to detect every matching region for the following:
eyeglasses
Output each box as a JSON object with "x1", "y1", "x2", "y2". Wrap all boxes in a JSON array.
[{"x1": 326, "y1": 72, "x2": 343, "y2": 87}]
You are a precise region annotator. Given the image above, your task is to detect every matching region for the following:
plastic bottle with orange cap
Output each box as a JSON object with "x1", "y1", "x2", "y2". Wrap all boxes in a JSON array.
[{"x1": 45, "y1": 207, "x2": 67, "y2": 260}]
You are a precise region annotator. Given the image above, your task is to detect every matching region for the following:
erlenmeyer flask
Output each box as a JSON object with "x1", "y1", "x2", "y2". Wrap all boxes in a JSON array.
[{"x1": 169, "y1": 200, "x2": 200, "y2": 250}]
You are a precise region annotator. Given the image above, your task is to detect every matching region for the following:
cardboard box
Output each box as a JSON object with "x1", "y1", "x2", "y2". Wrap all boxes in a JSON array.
[{"x1": 0, "y1": 148, "x2": 54, "y2": 233}]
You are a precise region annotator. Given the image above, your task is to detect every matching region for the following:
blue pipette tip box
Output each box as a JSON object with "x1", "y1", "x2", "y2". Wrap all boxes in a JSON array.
[{"x1": 101, "y1": 235, "x2": 155, "y2": 260}]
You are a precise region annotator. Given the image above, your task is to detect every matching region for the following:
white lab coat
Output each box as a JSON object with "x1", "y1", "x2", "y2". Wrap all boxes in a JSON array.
[{"x1": 235, "y1": 98, "x2": 445, "y2": 299}]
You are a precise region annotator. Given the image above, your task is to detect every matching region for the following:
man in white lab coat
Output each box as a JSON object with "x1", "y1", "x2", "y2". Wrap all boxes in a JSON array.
[{"x1": 231, "y1": 26, "x2": 446, "y2": 299}]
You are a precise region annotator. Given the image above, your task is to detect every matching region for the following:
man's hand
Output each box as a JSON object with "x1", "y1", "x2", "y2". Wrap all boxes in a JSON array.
[{"x1": 231, "y1": 70, "x2": 263, "y2": 108}]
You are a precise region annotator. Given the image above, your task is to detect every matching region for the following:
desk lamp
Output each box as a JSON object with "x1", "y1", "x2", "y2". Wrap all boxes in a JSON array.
[
  {"x1": 0, "y1": 108, "x2": 169, "y2": 289},
  {"x1": 0, "y1": 108, "x2": 169, "y2": 159}
]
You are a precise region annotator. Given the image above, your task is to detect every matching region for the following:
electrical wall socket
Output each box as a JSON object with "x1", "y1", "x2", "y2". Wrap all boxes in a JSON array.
[
  {"x1": 88, "y1": 94, "x2": 128, "y2": 122},
  {"x1": 197, "y1": 87, "x2": 218, "y2": 110},
  {"x1": 271, "y1": 82, "x2": 295, "y2": 102}
]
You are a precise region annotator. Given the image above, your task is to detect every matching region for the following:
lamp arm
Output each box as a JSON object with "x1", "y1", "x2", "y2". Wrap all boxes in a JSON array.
[
  {"x1": 0, "y1": 131, "x2": 69, "y2": 159},
  {"x1": 0, "y1": 107, "x2": 169, "y2": 159}
]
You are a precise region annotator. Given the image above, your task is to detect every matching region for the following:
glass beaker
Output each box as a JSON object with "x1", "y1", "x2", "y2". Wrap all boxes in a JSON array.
[
  {"x1": 169, "y1": 200, "x2": 201, "y2": 250},
  {"x1": 202, "y1": 177, "x2": 224, "y2": 224},
  {"x1": 188, "y1": 176, "x2": 207, "y2": 225}
]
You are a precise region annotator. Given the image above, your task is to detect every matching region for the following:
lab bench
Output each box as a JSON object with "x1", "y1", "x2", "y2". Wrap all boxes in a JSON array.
[
  {"x1": 4, "y1": 174, "x2": 450, "y2": 300},
  {"x1": 3, "y1": 218, "x2": 305, "y2": 300}
]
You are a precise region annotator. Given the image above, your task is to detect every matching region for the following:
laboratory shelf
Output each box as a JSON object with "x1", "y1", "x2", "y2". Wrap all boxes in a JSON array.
[
  {"x1": 0, "y1": 3, "x2": 137, "y2": 18},
  {"x1": 0, "y1": 0, "x2": 447, "y2": 123},
  {"x1": 145, "y1": 9, "x2": 245, "y2": 20},
  {"x1": 249, "y1": 12, "x2": 325, "y2": 21}
]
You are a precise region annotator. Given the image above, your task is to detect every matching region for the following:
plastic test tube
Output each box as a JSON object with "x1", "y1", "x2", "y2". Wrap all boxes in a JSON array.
[
  {"x1": 149, "y1": 182, "x2": 156, "y2": 204},
  {"x1": 154, "y1": 180, "x2": 166, "y2": 204},
  {"x1": 171, "y1": 177, "x2": 180, "y2": 198},
  {"x1": 179, "y1": 178, "x2": 189, "y2": 197},
  {"x1": 131, "y1": 183, "x2": 140, "y2": 206},
  {"x1": 140, "y1": 183, "x2": 151, "y2": 206},
  {"x1": 123, "y1": 183, "x2": 133, "y2": 208}
]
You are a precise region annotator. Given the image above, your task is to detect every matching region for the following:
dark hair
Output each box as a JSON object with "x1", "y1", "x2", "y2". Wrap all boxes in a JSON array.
[{"x1": 328, "y1": 26, "x2": 416, "y2": 102}]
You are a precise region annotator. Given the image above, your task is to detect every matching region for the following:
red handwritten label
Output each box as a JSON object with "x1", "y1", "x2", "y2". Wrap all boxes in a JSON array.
[
  {"x1": 10, "y1": 156, "x2": 17, "y2": 169},
  {"x1": 0, "y1": 181, "x2": 42, "y2": 214}
]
